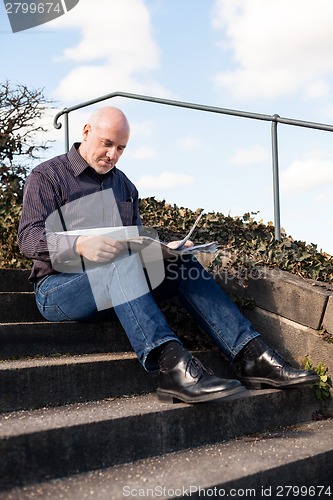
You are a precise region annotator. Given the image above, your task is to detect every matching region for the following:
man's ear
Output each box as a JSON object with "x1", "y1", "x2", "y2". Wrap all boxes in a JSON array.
[{"x1": 82, "y1": 124, "x2": 91, "y2": 141}]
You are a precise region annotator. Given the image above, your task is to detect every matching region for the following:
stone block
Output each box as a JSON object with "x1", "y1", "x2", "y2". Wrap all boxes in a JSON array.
[
  {"x1": 322, "y1": 294, "x2": 333, "y2": 334},
  {"x1": 245, "y1": 307, "x2": 333, "y2": 377},
  {"x1": 217, "y1": 268, "x2": 332, "y2": 330}
]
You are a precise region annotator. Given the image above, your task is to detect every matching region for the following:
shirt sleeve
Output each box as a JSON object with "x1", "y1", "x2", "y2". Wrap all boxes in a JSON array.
[{"x1": 17, "y1": 169, "x2": 79, "y2": 265}]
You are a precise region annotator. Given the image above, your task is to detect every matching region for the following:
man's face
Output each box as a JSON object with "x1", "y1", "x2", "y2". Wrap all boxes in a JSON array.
[{"x1": 81, "y1": 121, "x2": 129, "y2": 174}]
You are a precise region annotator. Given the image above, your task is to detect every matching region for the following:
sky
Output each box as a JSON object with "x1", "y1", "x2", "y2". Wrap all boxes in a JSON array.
[{"x1": 2, "y1": 0, "x2": 333, "y2": 255}]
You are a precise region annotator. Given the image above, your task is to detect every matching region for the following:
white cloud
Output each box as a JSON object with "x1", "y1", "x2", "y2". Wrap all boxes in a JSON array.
[
  {"x1": 130, "y1": 120, "x2": 155, "y2": 139},
  {"x1": 314, "y1": 190, "x2": 333, "y2": 204},
  {"x1": 280, "y1": 150, "x2": 333, "y2": 192},
  {"x1": 304, "y1": 80, "x2": 330, "y2": 100},
  {"x1": 51, "y1": 0, "x2": 170, "y2": 103},
  {"x1": 130, "y1": 147, "x2": 156, "y2": 160},
  {"x1": 229, "y1": 145, "x2": 270, "y2": 165},
  {"x1": 177, "y1": 135, "x2": 201, "y2": 150},
  {"x1": 136, "y1": 171, "x2": 195, "y2": 190},
  {"x1": 212, "y1": 0, "x2": 333, "y2": 100}
]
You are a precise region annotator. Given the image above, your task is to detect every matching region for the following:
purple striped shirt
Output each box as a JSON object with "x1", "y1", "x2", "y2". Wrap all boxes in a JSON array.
[{"x1": 18, "y1": 143, "x2": 141, "y2": 281}]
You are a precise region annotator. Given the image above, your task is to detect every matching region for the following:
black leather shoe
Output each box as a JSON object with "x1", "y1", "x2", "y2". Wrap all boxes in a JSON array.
[
  {"x1": 157, "y1": 352, "x2": 245, "y2": 403},
  {"x1": 240, "y1": 348, "x2": 320, "y2": 389}
]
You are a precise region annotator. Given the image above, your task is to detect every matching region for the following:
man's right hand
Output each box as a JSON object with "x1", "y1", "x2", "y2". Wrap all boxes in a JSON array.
[{"x1": 75, "y1": 235, "x2": 125, "y2": 262}]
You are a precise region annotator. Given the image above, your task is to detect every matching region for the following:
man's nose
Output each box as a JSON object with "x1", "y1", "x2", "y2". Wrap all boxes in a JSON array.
[{"x1": 106, "y1": 147, "x2": 117, "y2": 159}]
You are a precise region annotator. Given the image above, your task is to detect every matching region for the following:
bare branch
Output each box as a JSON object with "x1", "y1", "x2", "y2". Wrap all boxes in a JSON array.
[{"x1": 0, "y1": 80, "x2": 54, "y2": 204}]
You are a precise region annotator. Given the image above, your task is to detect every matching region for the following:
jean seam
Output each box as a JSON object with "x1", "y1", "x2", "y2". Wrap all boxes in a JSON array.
[
  {"x1": 113, "y1": 265, "x2": 180, "y2": 370},
  {"x1": 35, "y1": 298, "x2": 72, "y2": 321},
  {"x1": 143, "y1": 337, "x2": 182, "y2": 372},
  {"x1": 179, "y1": 289, "x2": 256, "y2": 361},
  {"x1": 36, "y1": 273, "x2": 86, "y2": 296},
  {"x1": 113, "y1": 264, "x2": 149, "y2": 340}
]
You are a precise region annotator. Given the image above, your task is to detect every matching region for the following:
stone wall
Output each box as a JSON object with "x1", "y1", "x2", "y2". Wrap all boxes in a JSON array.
[{"x1": 215, "y1": 266, "x2": 333, "y2": 378}]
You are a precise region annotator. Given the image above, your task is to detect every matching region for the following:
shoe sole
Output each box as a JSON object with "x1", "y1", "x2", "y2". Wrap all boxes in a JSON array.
[
  {"x1": 239, "y1": 374, "x2": 320, "y2": 390},
  {"x1": 156, "y1": 385, "x2": 246, "y2": 404}
]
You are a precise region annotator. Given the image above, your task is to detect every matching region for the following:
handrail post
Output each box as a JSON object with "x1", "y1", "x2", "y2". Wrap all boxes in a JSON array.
[
  {"x1": 64, "y1": 110, "x2": 69, "y2": 153},
  {"x1": 271, "y1": 115, "x2": 281, "y2": 240}
]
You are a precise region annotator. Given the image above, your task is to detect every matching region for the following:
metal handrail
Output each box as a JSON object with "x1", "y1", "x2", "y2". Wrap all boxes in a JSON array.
[{"x1": 53, "y1": 91, "x2": 333, "y2": 240}]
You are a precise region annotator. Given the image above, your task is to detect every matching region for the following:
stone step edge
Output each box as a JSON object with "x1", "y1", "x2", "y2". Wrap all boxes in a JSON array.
[
  {"x1": 0, "y1": 349, "x2": 219, "y2": 368},
  {"x1": 0, "y1": 351, "x2": 160, "y2": 413},
  {"x1": 0, "y1": 320, "x2": 131, "y2": 358},
  {"x1": 0, "y1": 389, "x2": 323, "y2": 491},
  {"x1": 0, "y1": 388, "x2": 318, "y2": 439},
  {"x1": 4, "y1": 418, "x2": 332, "y2": 499},
  {"x1": 2, "y1": 266, "x2": 333, "y2": 332},
  {"x1": 0, "y1": 351, "x2": 137, "y2": 369},
  {"x1": 217, "y1": 267, "x2": 333, "y2": 331},
  {"x1": 0, "y1": 350, "x2": 241, "y2": 413}
]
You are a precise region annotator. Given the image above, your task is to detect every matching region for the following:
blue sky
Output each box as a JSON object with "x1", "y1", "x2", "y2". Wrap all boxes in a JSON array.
[{"x1": 2, "y1": 0, "x2": 333, "y2": 255}]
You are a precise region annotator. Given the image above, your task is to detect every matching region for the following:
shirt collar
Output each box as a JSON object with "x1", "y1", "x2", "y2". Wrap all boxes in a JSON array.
[{"x1": 67, "y1": 143, "x2": 117, "y2": 178}]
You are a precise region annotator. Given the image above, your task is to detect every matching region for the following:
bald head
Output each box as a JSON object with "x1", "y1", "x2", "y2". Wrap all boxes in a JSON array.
[
  {"x1": 88, "y1": 106, "x2": 130, "y2": 134},
  {"x1": 78, "y1": 106, "x2": 130, "y2": 174}
]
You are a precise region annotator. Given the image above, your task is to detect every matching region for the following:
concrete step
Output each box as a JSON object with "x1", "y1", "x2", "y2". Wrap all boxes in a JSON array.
[
  {"x1": 0, "y1": 352, "x2": 156, "y2": 412},
  {"x1": 0, "y1": 321, "x2": 131, "y2": 358},
  {"x1": 0, "y1": 269, "x2": 32, "y2": 292},
  {"x1": 3, "y1": 418, "x2": 332, "y2": 499},
  {"x1": 0, "y1": 292, "x2": 43, "y2": 322},
  {"x1": 0, "y1": 389, "x2": 325, "y2": 492},
  {"x1": 0, "y1": 350, "x2": 240, "y2": 412}
]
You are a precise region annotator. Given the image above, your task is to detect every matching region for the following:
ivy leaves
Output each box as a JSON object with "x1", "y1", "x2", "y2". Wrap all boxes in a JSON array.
[
  {"x1": 2, "y1": 195, "x2": 333, "y2": 285},
  {"x1": 139, "y1": 197, "x2": 333, "y2": 285}
]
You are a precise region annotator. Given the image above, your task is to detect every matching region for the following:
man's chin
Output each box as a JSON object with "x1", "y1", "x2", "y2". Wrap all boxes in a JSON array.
[{"x1": 94, "y1": 162, "x2": 114, "y2": 174}]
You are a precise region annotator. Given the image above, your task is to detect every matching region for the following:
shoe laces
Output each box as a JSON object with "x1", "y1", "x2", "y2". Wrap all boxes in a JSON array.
[
  {"x1": 185, "y1": 356, "x2": 213, "y2": 379},
  {"x1": 269, "y1": 349, "x2": 286, "y2": 366}
]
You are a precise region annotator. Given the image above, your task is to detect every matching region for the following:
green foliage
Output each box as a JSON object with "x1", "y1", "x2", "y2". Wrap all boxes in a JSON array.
[
  {"x1": 139, "y1": 197, "x2": 333, "y2": 285},
  {"x1": 2, "y1": 196, "x2": 333, "y2": 283},
  {"x1": 0, "y1": 199, "x2": 31, "y2": 269},
  {"x1": 302, "y1": 356, "x2": 332, "y2": 401}
]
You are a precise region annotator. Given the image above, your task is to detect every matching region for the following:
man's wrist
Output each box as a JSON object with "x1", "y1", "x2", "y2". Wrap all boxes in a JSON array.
[{"x1": 74, "y1": 236, "x2": 82, "y2": 256}]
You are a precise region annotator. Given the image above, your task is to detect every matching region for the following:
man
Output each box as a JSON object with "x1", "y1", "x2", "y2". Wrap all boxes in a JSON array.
[{"x1": 18, "y1": 106, "x2": 319, "y2": 404}]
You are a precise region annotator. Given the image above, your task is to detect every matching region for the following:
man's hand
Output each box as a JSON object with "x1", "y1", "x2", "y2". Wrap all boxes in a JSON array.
[
  {"x1": 166, "y1": 240, "x2": 194, "y2": 250},
  {"x1": 75, "y1": 235, "x2": 125, "y2": 262}
]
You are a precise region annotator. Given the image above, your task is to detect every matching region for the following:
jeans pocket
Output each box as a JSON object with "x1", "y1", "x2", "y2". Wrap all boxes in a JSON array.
[
  {"x1": 34, "y1": 274, "x2": 73, "y2": 321},
  {"x1": 35, "y1": 298, "x2": 71, "y2": 321}
]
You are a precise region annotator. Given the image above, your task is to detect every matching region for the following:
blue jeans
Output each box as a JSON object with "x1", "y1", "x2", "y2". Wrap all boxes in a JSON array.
[{"x1": 34, "y1": 255, "x2": 259, "y2": 371}]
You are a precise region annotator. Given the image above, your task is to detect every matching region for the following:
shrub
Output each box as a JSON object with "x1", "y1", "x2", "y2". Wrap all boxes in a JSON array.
[{"x1": 2, "y1": 196, "x2": 333, "y2": 289}]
